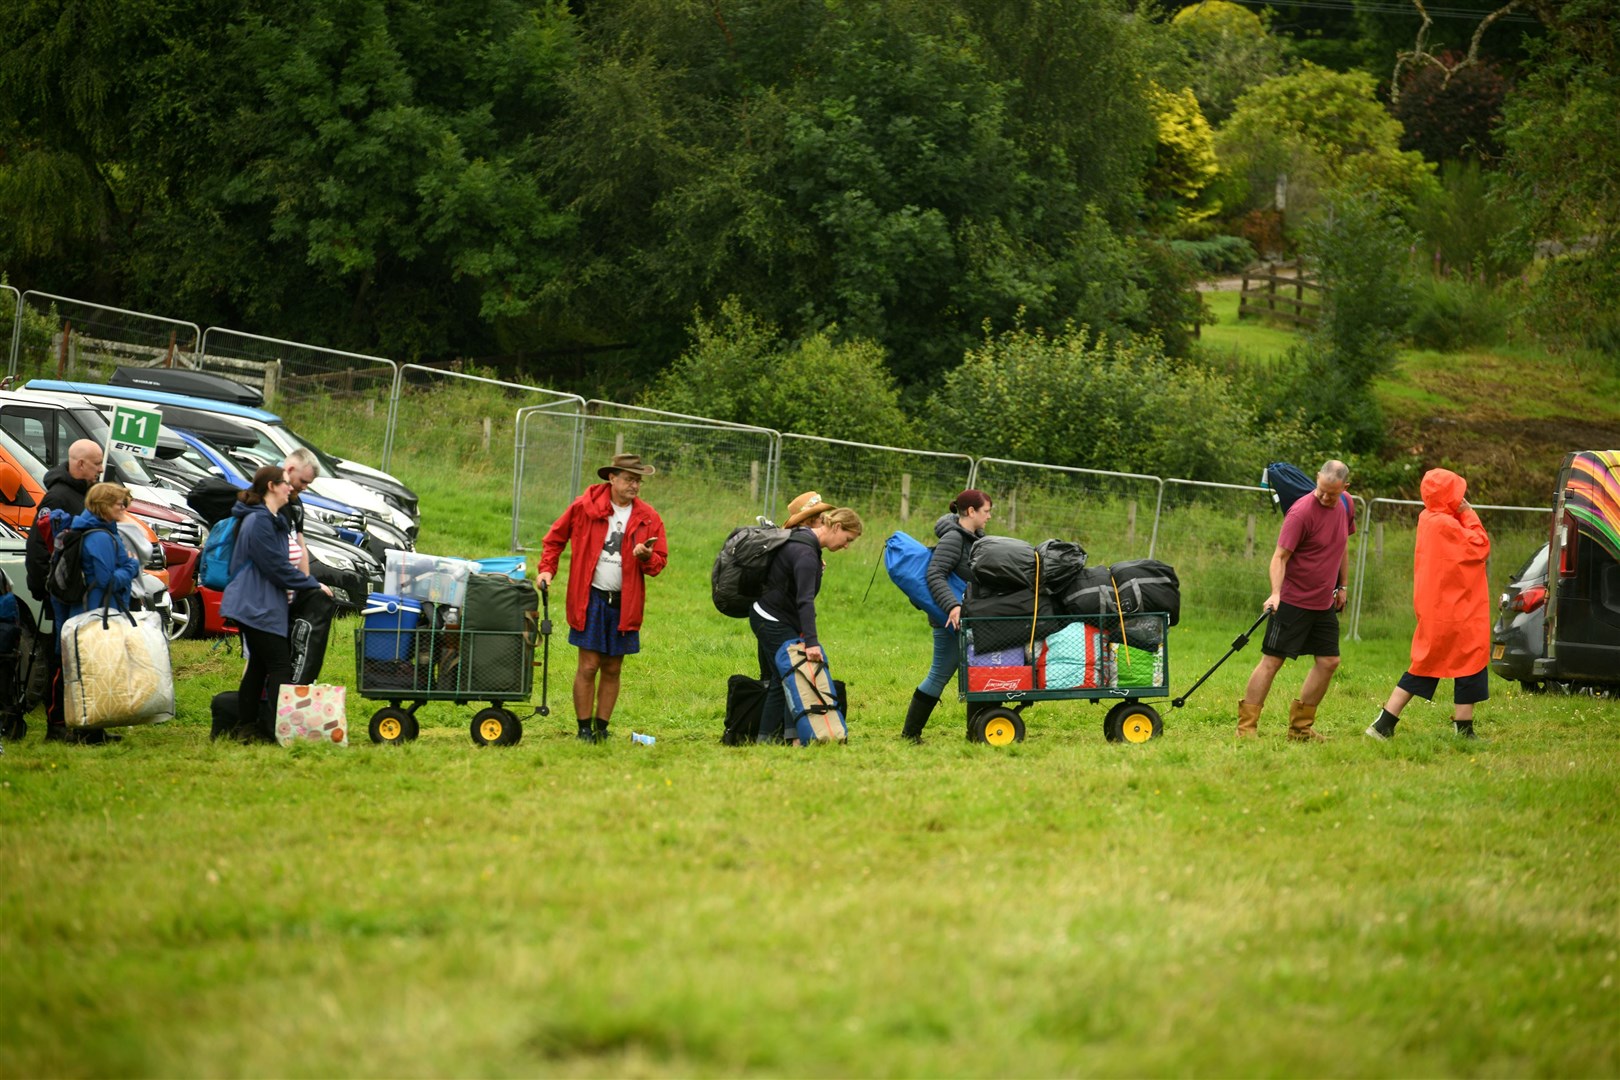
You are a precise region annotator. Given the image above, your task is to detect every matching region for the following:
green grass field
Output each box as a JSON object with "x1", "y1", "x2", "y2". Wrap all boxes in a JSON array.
[{"x1": 3, "y1": 399, "x2": 1617, "y2": 1077}]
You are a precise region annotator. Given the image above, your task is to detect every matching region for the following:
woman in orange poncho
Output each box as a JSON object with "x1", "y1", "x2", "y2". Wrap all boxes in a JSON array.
[{"x1": 1366, "y1": 468, "x2": 1493, "y2": 740}]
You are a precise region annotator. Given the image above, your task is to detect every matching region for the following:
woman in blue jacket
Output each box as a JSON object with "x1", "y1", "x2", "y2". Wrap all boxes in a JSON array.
[
  {"x1": 62, "y1": 483, "x2": 144, "y2": 622},
  {"x1": 901, "y1": 488, "x2": 993, "y2": 742},
  {"x1": 221, "y1": 465, "x2": 329, "y2": 742},
  {"x1": 54, "y1": 483, "x2": 146, "y2": 745}
]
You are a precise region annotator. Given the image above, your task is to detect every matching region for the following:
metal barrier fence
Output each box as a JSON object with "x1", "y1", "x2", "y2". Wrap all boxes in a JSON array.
[
  {"x1": 513, "y1": 405, "x2": 777, "y2": 552},
  {"x1": 199, "y1": 328, "x2": 397, "y2": 414},
  {"x1": 968, "y1": 458, "x2": 1163, "y2": 563},
  {"x1": 776, "y1": 434, "x2": 972, "y2": 538},
  {"x1": 382, "y1": 365, "x2": 582, "y2": 473},
  {"x1": 7, "y1": 291, "x2": 200, "y2": 381},
  {"x1": 1350, "y1": 498, "x2": 1548, "y2": 640}
]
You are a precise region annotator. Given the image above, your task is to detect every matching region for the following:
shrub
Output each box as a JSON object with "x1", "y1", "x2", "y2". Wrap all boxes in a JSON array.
[
  {"x1": 926, "y1": 318, "x2": 1283, "y2": 483},
  {"x1": 1166, "y1": 235, "x2": 1257, "y2": 275},
  {"x1": 644, "y1": 298, "x2": 915, "y2": 445},
  {"x1": 1405, "y1": 276, "x2": 1510, "y2": 351}
]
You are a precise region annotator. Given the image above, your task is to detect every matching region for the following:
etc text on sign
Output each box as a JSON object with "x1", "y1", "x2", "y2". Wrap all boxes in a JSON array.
[{"x1": 109, "y1": 405, "x2": 163, "y2": 458}]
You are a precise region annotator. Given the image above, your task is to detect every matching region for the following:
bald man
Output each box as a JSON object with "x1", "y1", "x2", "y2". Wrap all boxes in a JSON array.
[
  {"x1": 26, "y1": 439, "x2": 108, "y2": 742},
  {"x1": 1237, "y1": 459, "x2": 1355, "y2": 742}
]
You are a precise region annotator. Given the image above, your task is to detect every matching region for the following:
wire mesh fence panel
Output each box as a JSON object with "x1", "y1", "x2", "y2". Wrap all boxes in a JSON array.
[
  {"x1": 776, "y1": 435, "x2": 973, "y2": 541},
  {"x1": 967, "y1": 459, "x2": 1162, "y2": 565},
  {"x1": 514, "y1": 407, "x2": 587, "y2": 552},
  {"x1": 198, "y1": 329, "x2": 397, "y2": 448},
  {"x1": 9, "y1": 291, "x2": 199, "y2": 381},
  {"x1": 380, "y1": 364, "x2": 582, "y2": 475},
  {"x1": 1151, "y1": 480, "x2": 1336, "y2": 624},
  {"x1": 1351, "y1": 500, "x2": 1549, "y2": 642},
  {"x1": 579, "y1": 409, "x2": 776, "y2": 535}
]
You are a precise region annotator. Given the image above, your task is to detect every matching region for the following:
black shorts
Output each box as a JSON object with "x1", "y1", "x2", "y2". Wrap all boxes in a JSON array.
[
  {"x1": 1397, "y1": 667, "x2": 1490, "y2": 706},
  {"x1": 1261, "y1": 601, "x2": 1340, "y2": 660}
]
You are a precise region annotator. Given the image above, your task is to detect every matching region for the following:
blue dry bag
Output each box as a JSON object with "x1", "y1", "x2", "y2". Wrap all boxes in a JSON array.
[{"x1": 884, "y1": 531, "x2": 965, "y2": 625}]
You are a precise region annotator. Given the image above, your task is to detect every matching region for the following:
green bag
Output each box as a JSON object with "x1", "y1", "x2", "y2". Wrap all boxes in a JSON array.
[
  {"x1": 450, "y1": 573, "x2": 538, "y2": 696},
  {"x1": 1113, "y1": 644, "x2": 1161, "y2": 689}
]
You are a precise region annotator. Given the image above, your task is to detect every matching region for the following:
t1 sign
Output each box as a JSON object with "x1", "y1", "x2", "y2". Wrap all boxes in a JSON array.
[{"x1": 109, "y1": 404, "x2": 163, "y2": 458}]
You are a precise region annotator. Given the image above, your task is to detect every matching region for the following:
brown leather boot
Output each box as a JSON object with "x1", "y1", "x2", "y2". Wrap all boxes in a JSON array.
[
  {"x1": 1287, "y1": 699, "x2": 1326, "y2": 742},
  {"x1": 1236, "y1": 700, "x2": 1262, "y2": 738}
]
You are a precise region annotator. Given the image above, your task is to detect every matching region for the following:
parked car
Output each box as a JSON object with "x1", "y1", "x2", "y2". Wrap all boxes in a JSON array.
[
  {"x1": 1490, "y1": 543, "x2": 1549, "y2": 688},
  {"x1": 1492, "y1": 450, "x2": 1620, "y2": 694},
  {"x1": 23, "y1": 379, "x2": 419, "y2": 532}
]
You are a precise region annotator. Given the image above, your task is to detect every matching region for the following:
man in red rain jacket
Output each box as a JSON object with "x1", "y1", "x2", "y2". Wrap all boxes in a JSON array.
[
  {"x1": 1366, "y1": 467, "x2": 1492, "y2": 740},
  {"x1": 539, "y1": 454, "x2": 668, "y2": 743}
]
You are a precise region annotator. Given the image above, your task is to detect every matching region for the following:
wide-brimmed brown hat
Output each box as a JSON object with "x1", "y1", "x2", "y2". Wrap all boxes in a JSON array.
[
  {"x1": 598, "y1": 453, "x2": 657, "y2": 481},
  {"x1": 783, "y1": 490, "x2": 834, "y2": 528}
]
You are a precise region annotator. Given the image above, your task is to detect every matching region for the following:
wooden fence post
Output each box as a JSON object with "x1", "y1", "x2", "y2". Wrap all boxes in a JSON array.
[
  {"x1": 1008, "y1": 489, "x2": 1018, "y2": 533},
  {"x1": 750, "y1": 460, "x2": 760, "y2": 503},
  {"x1": 1246, "y1": 513, "x2": 1255, "y2": 560},
  {"x1": 900, "y1": 473, "x2": 911, "y2": 523},
  {"x1": 58, "y1": 321, "x2": 70, "y2": 378},
  {"x1": 1375, "y1": 522, "x2": 1384, "y2": 560},
  {"x1": 1127, "y1": 500, "x2": 1137, "y2": 548},
  {"x1": 482, "y1": 417, "x2": 491, "y2": 454},
  {"x1": 615, "y1": 432, "x2": 624, "y2": 456}
]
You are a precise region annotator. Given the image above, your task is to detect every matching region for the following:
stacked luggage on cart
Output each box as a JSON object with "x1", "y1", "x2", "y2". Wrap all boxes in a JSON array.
[
  {"x1": 958, "y1": 536, "x2": 1179, "y2": 745},
  {"x1": 356, "y1": 552, "x2": 544, "y2": 746}
]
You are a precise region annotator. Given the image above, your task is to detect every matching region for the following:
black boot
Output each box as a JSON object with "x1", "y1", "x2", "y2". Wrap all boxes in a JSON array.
[
  {"x1": 1364, "y1": 708, "x2": 1399, "y2": 741},
  {"x1": 592, "y1": 718, "x2": 610, "y2": 744},
  {"x1": 1453, "y1": 719, "x2": 1477, "y2": 739},
  {"x1": 576, "y1": 717, "x2": 594, "y2": 742},
  {"x1": 901, "y1": 689, "x2": 938, "y2": 743}
]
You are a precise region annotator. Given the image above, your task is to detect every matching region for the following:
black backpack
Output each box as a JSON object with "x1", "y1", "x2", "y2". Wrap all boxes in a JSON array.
[
  {"x1": 46, "y1": 519, "x2": 91, "y2": 606},
  {"x1": 711, "y1": 526, "x2": 814, "y2": 618}
]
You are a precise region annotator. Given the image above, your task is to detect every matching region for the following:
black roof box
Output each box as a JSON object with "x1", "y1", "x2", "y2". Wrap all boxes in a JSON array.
[{"x1": 111, "y1": 365, "x2": 265, "y2": 407}]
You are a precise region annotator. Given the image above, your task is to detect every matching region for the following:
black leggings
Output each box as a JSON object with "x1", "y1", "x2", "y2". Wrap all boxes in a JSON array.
[{"x1": 238, "y1": 625, "x2": 293, "y2": 742}]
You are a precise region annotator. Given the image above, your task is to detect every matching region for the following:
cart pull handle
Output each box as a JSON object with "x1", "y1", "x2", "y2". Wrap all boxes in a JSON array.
[{"x1": 1170, "y1": 608, "x2": 1271, "y2": 708}]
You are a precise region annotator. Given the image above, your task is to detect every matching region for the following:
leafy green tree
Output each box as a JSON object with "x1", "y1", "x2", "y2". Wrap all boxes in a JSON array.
[
  {"x1": 1294, "y1": 188, "x2": 1415, "y2": 450},
  {"x1": 543, "y1": 0, "x2": 1181, "y2": 389},
  {"x1": 1169, "y1": 1, "x2": 1292, "y2": 126},
  {"x1": 1216, "y1": 63, "x2": 1438, "y2": 225},
  {"x1": 0, "y1": 0, "x2": 579, "y2": 361},
  {"x1": 645, "y1": 298, "x2": 914, "y2": 445},
  {"x1": 1500, "y1": 0, "x2": 1620, "y2": 355},
  {"x1": 1144, "y1": 84, "x2": 1221, "y2": 230}
]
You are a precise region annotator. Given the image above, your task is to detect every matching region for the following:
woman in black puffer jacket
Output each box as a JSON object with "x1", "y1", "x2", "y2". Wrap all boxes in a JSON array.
[{"x1": 902, "y1": 488, "x2": 993, "y2": 742}]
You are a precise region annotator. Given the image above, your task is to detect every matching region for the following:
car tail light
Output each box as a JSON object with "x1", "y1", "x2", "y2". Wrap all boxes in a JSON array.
[
  {"x1": 1510, "y1": 585, "x2": 1547, "y2": 613},
  {"x1": 1558, "y1": 513, "x2": 1577, "y2": 577}
]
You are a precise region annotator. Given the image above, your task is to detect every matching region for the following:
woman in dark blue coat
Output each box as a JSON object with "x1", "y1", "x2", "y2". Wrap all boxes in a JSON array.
[
  {"x1": 62, "y1": 482, "x2": 144, "y2": 623},
  {"x1": 901, "y1": 488, "x2": 993, "y2": 742},
  {"x1": 221, "y1": 465, "x2": 329, "y2": 741}
]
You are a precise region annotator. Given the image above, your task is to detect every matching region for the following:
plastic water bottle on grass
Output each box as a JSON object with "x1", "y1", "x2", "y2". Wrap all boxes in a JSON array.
[{"x1": 630, "y1": 732, "x2": 656, "y2": 746}]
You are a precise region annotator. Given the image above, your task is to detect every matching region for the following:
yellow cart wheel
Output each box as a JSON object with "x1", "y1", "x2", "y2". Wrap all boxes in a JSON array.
[
  {"x1": 976, "y1": 706, "x2": 1026, "y2": 746},
  {"x1": 1105, "y1": 702, "x2": 1163, "y2": 744},
  {"x1": 369, "y1": 707, "x2": 413, "y2": 746}
]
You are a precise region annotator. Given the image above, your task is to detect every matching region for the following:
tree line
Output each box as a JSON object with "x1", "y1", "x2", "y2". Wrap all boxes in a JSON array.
[{"x1": 1, "y1": 0, "x2": 1612, "y2": 484}]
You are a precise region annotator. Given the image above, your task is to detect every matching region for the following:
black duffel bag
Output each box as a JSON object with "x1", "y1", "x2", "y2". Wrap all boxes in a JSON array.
[
  {"x1": 1035, "y1": 539, "x2": 1088, "y2": 595},
  {"x1": 1061, "y1": 560, "x2": 1181, "y2": 627},
  {"x1": 961, "y1": 584, "x2": 1068, "y2": 653},
  {"x1": 967, "y1": 536, "x2": 1037, "y2": 592}
]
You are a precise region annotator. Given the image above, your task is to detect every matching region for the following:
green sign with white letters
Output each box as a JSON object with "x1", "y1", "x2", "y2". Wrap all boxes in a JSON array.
[{"x1": 109, "y1": 404, "x2": 163, "y2": 457}]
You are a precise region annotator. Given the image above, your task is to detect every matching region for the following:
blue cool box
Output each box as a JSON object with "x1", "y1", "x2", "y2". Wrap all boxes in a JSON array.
[{"x1": 362, "y1": 593, "x2": 422, "y2": 661}]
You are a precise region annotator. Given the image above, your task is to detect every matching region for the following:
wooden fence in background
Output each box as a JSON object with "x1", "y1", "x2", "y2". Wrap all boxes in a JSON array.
[{"x1": 1237, "y1": 260, "x2": 1323, "y2": 328}]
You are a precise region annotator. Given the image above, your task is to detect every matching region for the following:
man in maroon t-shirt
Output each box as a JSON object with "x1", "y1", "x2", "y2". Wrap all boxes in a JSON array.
[{"x1": 1238, "y1": 460, "x2": 1354, "y2": 741}]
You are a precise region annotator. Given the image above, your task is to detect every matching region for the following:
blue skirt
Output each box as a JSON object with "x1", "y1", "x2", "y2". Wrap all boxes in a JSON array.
[{"x1": 569, "y1": 589, "x2": 641, "y2": 656}]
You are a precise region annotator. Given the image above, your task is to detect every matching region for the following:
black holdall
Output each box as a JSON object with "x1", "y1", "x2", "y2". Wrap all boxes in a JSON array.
[{"x1": 722, "y1": 674, "x2": 849, "y2": 745}]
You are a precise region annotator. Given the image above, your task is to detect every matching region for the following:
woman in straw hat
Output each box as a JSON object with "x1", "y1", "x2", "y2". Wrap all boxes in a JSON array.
[
  {"x1": 539, "y1": 453, "x2": 669, "y2": 743},
  {"x1": 749, "y1": 491, "x2": 863, "y2": 743}
]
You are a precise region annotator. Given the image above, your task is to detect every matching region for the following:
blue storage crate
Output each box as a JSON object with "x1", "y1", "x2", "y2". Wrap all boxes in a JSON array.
[{"x1": 362, "y1": 593, "x2": 422, "y2": 661}]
